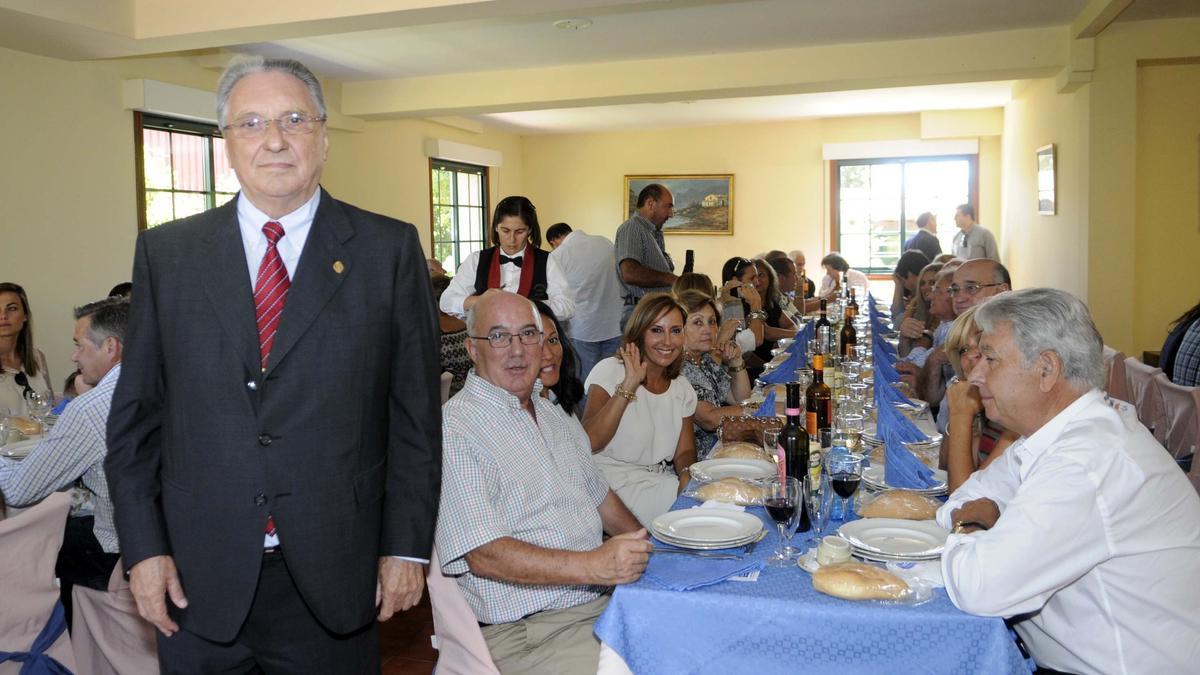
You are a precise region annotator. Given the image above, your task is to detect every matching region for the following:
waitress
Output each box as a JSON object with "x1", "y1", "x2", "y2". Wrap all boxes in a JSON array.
[{"x1": 439, "y1": 195, "x2": 575, "y2": 320}]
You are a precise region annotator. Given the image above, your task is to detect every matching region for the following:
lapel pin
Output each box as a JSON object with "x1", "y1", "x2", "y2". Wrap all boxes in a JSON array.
[{"x1": 333, "y1": 260, "x2": 345, "y2": 274}]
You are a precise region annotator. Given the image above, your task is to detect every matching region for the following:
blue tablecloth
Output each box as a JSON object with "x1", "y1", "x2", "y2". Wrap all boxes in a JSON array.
[{"x1": 595, "y1": 495, "x2": 1027, "y2": 675}]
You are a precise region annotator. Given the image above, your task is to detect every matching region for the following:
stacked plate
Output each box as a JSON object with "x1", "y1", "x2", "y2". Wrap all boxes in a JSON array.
[
  {"x1": 650, "y1": 509, "x2": 764, "y2": 550},
  {"x1": 0, "y1": 438, "x2": 39, "y2": 461},
  {"x1": 689, "y1": 458, "x2": 776, "y2": 482},
  {"x1": 862, "y1": 465, "x2": 948, "y2": 496},
  {"x1": 838, "y1": 518, "x2": 948, "y2": 562}
]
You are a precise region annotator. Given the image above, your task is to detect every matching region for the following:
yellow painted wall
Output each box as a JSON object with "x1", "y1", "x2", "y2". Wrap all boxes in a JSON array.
[
  {"x1": 520, "y1": 113, "x2": 1001, "y2": 286},
  {"x1": 999, "y1": 77, "x2": 1090, "y2": 300},
  {"x1": 1134, "y1": 61, "x2": 1200, "y2": 356}
]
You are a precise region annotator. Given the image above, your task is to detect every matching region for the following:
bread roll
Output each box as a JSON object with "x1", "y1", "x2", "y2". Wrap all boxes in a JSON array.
[
  {"x1": 858, "y1": 490, "x2": 940, "y2": 520},
  {"x1": 812, "y1": 562, "x2": 908, "y2": 600},
  {"x1": 694, "y1": 477, "x2": 765, "y2": 505},
  {"x1": 710, "y1": 441, "x2": 771, "y2": 462},
  {"x1": 8, "y1": 416, "x2": 41, "y2": 436}
]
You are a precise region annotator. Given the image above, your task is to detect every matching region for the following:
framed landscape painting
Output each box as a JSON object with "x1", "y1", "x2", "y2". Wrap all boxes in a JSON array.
[{"x1": 624, "y1": 174, "x2": 735, "y2": 235}]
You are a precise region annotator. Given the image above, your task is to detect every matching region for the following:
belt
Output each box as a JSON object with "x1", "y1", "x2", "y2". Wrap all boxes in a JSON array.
[{"x1": 479, "y1": 609, "x2": 541, "y2": 628}]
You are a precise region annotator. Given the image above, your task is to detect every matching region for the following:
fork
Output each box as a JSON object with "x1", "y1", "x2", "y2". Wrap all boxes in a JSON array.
[{"x1": 651, "y1": 548, "x2": 743, "y2": 560}]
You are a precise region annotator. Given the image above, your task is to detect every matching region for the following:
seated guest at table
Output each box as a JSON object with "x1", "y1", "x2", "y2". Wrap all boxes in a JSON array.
[
  {"x1": 816, "y1": 253, "x2": 868, "y2": 300},
  {"x1": 0, "y1": 297, "x2": 127, "y2": 626},
  {"x1": 718, "y1": 256, "x2": 766, "y2": 353},
  {"x1": 433, "y1": 274, "x2": 471, "y2": 398},
  {"x1": 939, "y1": 306, "x2": 1017, "y2": 492},
  {"x1": 533, "y1": 300, "x2": 585, "y2": 418},
  {"x1": 1159, "y1": 297, "x2": 1200, "y2": 386},
  {"x1": 672, "y1": 272, "x2": 716, "y2": 297},
  {"x1": 765, "y1": 255, "x2": 802, "y2": 319},
  {"x1": 583, "y1": 293, "x2": 698, "y2": 526},
  {"x1": 437, "y1": 291, "x2": 649, "y2": 675},
  {"x1": 677, "y1": 291, "x2": 752, "y2": 460},
  {"x1": 0, "y1": 282, "x2": 55, "y2": 415},
  {"x1": 52, "y1": 369, "x2": 92, "y2": 415},
  {"x1": 748, "y1": 259, "x2": 796, "y2": 377},
  {"x1": 440, "y1": 195, "x2": 575, "y2": 321},
  {"x1": 107, "y1": 281, "x2": 132, "y2": 298},
  {"x1": 897, "y1": 262, "x2": 943, "y2": 357},
  {"x1": 938, "y1": 288, "x2": 1200, "y2": 674},
  {"x1": 890, "y1": 250, "x2": 930, "y2": 322},
  {"x1": 787, "y1": 250, "x2": 818, "y2": 312},
  {"x1": 673, "y1": 273, "x2": 752, "y2": 359}
]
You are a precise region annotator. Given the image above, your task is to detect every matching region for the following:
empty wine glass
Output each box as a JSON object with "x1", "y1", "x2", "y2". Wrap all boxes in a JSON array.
[
  {"x1": 763, "y1": 476, "x2": 802, "y2": 566},
  {"x1": 803, "y1": 473, "x2": 832, "y2": 544},
  {"x1": 25, "y1": 390, "x2": 52, "y2": 433},
  {"x1": 826, "y1": 452, "x2": 865, "y2": 523},
  {"x1": 763, "y1": 429, "x2": 781, "y2": 466}
]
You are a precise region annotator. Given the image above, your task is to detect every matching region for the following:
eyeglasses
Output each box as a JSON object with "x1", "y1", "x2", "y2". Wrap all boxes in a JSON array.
[
  {"x1": 221, "y1": 112, "x2": 327, "y2": 138},
  {"x1": 468, "y1": 327, "x2": 544, "y2": 349},
  {"x1": 948, "y1": 282, "x2": 1004, "y2": 297}
]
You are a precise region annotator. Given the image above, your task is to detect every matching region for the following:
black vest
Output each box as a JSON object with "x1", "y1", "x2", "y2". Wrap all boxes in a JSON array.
[{"x1": 473, "y1": 245, "x2": 551, "y2": 301}]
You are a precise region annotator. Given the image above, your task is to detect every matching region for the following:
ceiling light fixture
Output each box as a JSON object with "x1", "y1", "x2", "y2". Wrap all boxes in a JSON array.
[{"x1": 553, "y1": 18, "x2": 593, "y2": 30}]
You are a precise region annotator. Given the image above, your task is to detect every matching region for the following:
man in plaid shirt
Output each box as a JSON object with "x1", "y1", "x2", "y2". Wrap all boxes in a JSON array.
[{"x1": 437, "y1": 291, "x2": 649, "y2": 674}]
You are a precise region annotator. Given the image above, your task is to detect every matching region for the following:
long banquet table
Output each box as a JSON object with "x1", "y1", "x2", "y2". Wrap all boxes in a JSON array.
[{"x1": 595, "y1": 494, "x2": 1028, "y2": 675}]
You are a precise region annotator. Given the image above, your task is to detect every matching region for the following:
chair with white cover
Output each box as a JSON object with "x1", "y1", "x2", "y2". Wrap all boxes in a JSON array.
[
  {"x1": 1190, "y1": 452, "x2": 1200, "y2": 495},
  {"x1": 426, "y1": 548, "x2": 500, "y2": 675},
  {"x1": 1103, "y1": 346, "x2": 1129, "y2": 403},
  {"x1": 71, "y1": 558, "x2": 159, "y2": 675},
  {"x1": 0, "y1": 492, "x2": 77, "y2": 674},
  {"x1": 1124, "y1": 357, "x2": 1167, "y2": 442},
  {"x1": 440, "y1": 371, "x2": 454, "y2": 405},
  {"x1": 1154, "y1": 373, "x2": 1200, "y2": 469}
]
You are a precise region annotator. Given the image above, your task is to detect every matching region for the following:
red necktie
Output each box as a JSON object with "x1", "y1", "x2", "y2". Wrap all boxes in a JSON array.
[{"x1": 254, "y1": 221, "x2": 289, "y2": 371}]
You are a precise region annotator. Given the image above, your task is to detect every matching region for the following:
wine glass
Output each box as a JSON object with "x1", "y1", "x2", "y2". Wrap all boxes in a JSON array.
[
  {"x1": 826, "y1": 452, "x2": 865, "y2": 523},
  {"x1": 793, "y1": 367, "x2": 813, "y2": 391},
  {"x1": 762, "y1": 429, "x2": 781, "y2": 466},
  {"x1": 25, "y1": 390, "x2": 52, "y2": 434},
  {"x1": 803, "y1": 473, "x2": 831, "y2": 545},
  {"x1": 763, "y1": 476, "x2": 802, "y2": 566},
  {"x1": 0, "y1": 407, "x2": 11, "y2": 446}
]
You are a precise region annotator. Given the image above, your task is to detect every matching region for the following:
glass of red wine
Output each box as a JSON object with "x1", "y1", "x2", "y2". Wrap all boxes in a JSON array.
[
  {"x1": 826, "y1": 452, "x2": 865, "y2": 522},
  {"x1": 763, "y1": 476, "x2": 802, "y2": 567}
]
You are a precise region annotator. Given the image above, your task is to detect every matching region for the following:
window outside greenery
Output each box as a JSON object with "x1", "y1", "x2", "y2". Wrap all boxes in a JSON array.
[
  {"x1": 140, "y1": 115, "x2": 238, "y2": 229},
  {"x1": 431, "y1": 160, "x2": 488, "y2": 273}
]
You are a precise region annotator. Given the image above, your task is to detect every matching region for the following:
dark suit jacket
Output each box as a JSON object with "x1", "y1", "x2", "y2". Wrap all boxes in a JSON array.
[
  {"x1": 903, "y1": 228, "x2": 942, "y2": 263},
  {"x1": 105, "y1": 189, "x2": 442, "y2": 641}
]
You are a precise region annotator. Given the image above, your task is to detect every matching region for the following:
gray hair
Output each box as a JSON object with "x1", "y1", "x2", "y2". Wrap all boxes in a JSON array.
[
  {"x1": 973, "y1": 288, "x2": 1104, "y2": 390},
  {"x1": 464, "y1": 295, "x2": 543, "y2": 337},
  {"x1": 74, "y1": 296, "x2": 130, "y2": 345},
  {"x1": 216, "y1": 55, "x2": 326, "y2": 128}
]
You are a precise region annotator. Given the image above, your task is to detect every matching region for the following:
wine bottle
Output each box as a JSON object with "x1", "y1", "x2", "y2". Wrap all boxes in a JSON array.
[
  {"x1": 840, "y1": 312, "x2": 858, "y2": 358},
  {"x1": 842, "y1": 272, "x2": 850, "y2": 300},
  {"x1": 806, "y1": 353, "x2": 832, "y2": 440},
  {"x1": 846, "y1": 288, "x2": 858, "y2": 321},
  {"x1": 815, "y1": 299, "x2": 831, "y2": 355},
  {"x1": 780, "y1": 382, "x2": 808, "y2": 483}
]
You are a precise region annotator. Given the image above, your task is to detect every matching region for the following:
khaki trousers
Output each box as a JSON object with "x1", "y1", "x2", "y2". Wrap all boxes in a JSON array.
[{"x1": 480, "y1": 594, "x2": 610, "y2": 675}]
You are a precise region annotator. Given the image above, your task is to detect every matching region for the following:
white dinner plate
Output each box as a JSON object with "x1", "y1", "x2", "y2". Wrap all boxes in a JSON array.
[
  {"x1": 653, "y1": 528, "x2": 762, "y2": 550},
  {"x1": 0, "y1": 438, "x2": 40, "y2": 460},
  {"x1": 851, "y1": 547, "x2": 941, "y2": 563},
  {"x1": 862, "y1": 466, "x2": 947, "y2": 494},
  {"x1": 650, "y1": 509, "x2": 763, "y2": 547},
  {"x1": 690, "y1": 458, "x2": 776, "y2": 482},
  {"x1": 838, "y1": 518, "x2": 948, "y2": 557}
]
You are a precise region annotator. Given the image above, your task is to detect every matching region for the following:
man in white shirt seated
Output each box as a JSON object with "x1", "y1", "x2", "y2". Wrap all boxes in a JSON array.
[
  {"x1": 436, "y1": 291, "x2": 650, "y2": 674},
  {"x1": 937, "y1": 288, "x2": 1200, "y2": 675},
  {"x1": 816, "y1": 252, "x2": 868, "y2": 300}
]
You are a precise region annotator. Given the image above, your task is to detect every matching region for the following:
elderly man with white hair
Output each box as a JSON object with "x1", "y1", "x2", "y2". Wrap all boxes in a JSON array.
[{"x1": 937, "y1": 288, "x2": 1200, "y2": 674}]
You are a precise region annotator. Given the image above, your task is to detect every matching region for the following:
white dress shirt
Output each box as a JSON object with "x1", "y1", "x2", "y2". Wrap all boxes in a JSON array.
[
  {"x1": 818, "y1": 268, "x2": 869, "y2": 297},
  {"x1": 440, "y1": 245, "x2": 575, "y2": 320},
  {"x1": 236, "y1": 190, "x2": 427, "y2": 564},
  {"x1": 937, "y1": 389, "x2": 1200, "y2": 674},
  {"x1": 547, "y1": 231, "x2": 622, "y2": 342}
]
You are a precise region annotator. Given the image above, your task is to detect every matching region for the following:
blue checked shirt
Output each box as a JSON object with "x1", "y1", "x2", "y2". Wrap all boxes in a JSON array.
[
  {"x1": 436, "y1": 371, "x2": 610, "y2": 624},
  {"x1": 0, "y1": 364, "x2": 121, "y2": 552}
]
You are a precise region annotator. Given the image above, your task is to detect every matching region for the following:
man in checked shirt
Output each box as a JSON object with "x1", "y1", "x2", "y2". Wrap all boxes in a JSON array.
[{"x1": 0, "y1": 296, "x2": 128, "y2": 626}]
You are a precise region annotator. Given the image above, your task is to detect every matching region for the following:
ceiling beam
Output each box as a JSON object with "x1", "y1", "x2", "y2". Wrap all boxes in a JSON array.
[{"x1": 1071, "y1": 0, "x2": 1134, "y2": 39}]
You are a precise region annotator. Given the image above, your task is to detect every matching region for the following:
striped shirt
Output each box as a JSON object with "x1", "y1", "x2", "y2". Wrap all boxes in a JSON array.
[
  {"x1": 436, "y1": 371, "x2": 610, "y2": 624},
  {"x1": 1171, "y1": 320, "x2": 1200, "y2": 387},
  {"x1": 0, "y1": 364, "x2": 121, "y2": 552},
  {"x1": 614, "y1": 213, "x2": 674, "y2": 300}
]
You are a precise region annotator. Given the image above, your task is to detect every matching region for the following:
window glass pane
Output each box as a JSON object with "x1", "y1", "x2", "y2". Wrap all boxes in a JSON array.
[
  {"x1": 434, "y1": 242, "x2": 454, "y2": 271},
  {"x1": 215, "y1": 192, "x2": 237, "y2": 207},
  {"x1": 433, "y1": 206, "x2": 454, "y2": 243},
  {"x1": 171, "y1": 133, "x2": 208, "y2": 192},
  {"x1": 143, "y1": 129, "x2": 174, "y2": 190},
  {"x1": 467, "y1": 206, "x2": 482, "y2": 242},
  {"x1": 212, "y1": 138, "x2": 240, "y2": 193},
  {"x1": 174, "y1": 192, "x2": 207, "y2": 220},
  {"x1": 145, "y1": 191, "x2": 174, "y2": 227},
  {"x1": 466, "y1": 173, "x2": 482, "y2": 207}
]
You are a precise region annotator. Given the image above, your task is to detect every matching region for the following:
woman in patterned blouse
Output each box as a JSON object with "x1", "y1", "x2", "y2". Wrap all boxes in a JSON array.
[{"x1": 677, "y1": 290, "x2": 752, "y2": 459}]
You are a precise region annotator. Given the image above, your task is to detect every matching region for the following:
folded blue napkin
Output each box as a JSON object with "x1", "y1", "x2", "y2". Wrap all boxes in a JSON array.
[
  {"x1": 752, "y1": 388, "x2": 777, "y2": 417},
  {"x1": 879, "y1": 408, "x2": 936, "y2": 489},
  {"x1": 643, "y1": 536, "x2": 767, "y2": 591},
  {"x1": 874, "y1": 389, "x2": 929, "y2": 442},
  {"x1": 874, "y1": 351, "x2": 903, "y2": 383},
  {"x1": 787, "y1": 323, "x2": 813, "y2": 357},
  {"x1": 759, "y1": 350, "x2": 804, "y2": 385},
  {"x1": 873, "y1": 334, "x2": 899, "y2": 362}
]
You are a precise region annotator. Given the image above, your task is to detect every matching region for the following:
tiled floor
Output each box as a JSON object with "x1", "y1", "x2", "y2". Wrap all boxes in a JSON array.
[{"x1": 379, "y1": 595, "x2": 437, "y2": 674}]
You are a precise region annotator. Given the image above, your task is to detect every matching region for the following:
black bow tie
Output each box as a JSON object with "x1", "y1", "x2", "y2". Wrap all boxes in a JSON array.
[{"x1": 500, "y1": 254, "x2": 523, "y2": 268}]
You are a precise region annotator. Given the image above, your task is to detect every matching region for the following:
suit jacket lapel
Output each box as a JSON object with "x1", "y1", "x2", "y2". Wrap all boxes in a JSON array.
[
  {"x1": 264, "y1": 188, "x2": 352, "y2": 377},
  {"x1": 200, "y1": 200, "x2": 261, "y2": 378}
]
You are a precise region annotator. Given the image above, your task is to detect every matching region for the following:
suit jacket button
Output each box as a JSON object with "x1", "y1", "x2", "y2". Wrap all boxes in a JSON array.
[
  {"x1": 258, "y1": 433, "x2": 272, "y2": 446},
  {"x1": 247, "y1": 381, "x2": 258, "y2": 391},
  {"x1": 254, "y1": 493, "x2": 267, "y2": 507}
]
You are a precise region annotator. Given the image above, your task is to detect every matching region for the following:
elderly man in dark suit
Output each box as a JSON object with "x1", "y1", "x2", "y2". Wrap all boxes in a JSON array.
[{"x1": 105, "y1": 55, "x2": 441, "y2": 672}]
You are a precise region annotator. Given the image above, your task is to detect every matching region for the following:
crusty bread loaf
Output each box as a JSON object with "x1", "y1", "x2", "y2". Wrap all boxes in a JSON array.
[
  {"x1": 710, "y1": 441, "x2": 772, "y2": 462},
  {"x1": 858, "y1": 490, "x2": 940, "y2": 520},
  {"x1": 694, "y1": 477, "x2": 765, "y2": 505},
  {"x1": 812, "y1": 562, "x2": 908, "y2": 600},
  {"x1": 7, "y1": 416, "x2": 41, "y2": 436}
]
